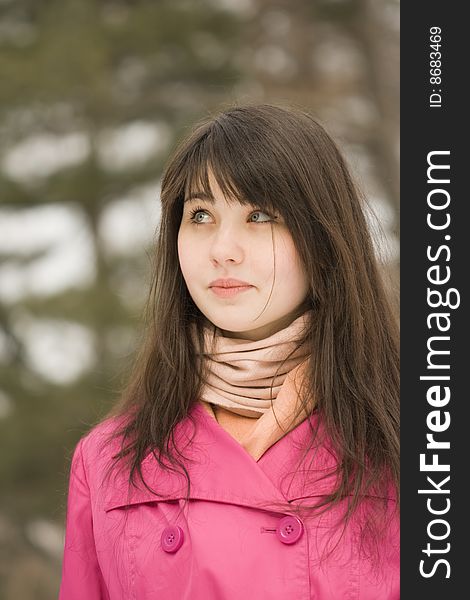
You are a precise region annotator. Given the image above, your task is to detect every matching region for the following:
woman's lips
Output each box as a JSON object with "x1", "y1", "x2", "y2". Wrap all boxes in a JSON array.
[{"x1": 210, "y1": 285, "x2": 254, "y2": 298}]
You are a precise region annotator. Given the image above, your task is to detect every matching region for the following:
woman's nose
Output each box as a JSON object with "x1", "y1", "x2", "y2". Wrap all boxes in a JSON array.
[{"x1": 209, "y1": 226, "x2": 245, "y2": 265}]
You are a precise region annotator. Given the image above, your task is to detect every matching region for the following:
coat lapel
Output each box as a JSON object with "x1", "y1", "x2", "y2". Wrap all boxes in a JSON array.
[
  {"x1": 103, "y1": 401, "x2": 340, "y2": 513},
  {"x1": 256, "y1": 409, "x2": 340, "y2": 502}
]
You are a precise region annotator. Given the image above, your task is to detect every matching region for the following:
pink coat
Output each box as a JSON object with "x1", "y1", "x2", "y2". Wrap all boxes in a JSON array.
[{"x1": 59, "y1": 402, "x2": 399, "y2": 599}]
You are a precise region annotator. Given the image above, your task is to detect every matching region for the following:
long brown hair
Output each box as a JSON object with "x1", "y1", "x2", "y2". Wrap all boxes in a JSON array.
[{"x1": 106, "y1": 103, "x2": 399, "y2": 523}]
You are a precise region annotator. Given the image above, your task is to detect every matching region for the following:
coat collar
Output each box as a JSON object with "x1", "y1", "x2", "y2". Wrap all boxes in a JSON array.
[{"x1": 103, "y1": 402, "x2": 338, "y2": 513}]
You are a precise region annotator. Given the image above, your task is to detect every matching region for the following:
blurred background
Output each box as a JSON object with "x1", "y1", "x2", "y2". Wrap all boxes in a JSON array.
[{"x1": 0, "y1": 0, "x2": 399, "y2": 597}]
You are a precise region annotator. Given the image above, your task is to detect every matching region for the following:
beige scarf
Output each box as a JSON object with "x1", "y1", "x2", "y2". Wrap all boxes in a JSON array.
[{"x1": 194, "y1": 311, "x2": 314, "y2": 460}]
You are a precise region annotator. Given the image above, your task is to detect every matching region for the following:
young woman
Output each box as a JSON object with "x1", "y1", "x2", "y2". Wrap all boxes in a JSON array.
[{"x1": 59, "y1": 104, "x2": 399, "y2": 599}]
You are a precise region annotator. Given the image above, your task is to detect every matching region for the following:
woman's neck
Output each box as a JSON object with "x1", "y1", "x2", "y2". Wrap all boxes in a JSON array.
[
  {"x1": 218, "y1": 303, "x2": 311, "y2": 341},
  {"x1": 210, "y1": 404, "x2": 258, "y2": 443}
]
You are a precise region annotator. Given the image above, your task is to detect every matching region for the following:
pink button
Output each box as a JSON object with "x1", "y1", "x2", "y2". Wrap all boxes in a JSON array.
[
  {"x1": 161, "y1": 525, "x2": 184, "y2": 553},
  {"x1": 276, "y1": 515, "x2": 304, "y2": 545}
]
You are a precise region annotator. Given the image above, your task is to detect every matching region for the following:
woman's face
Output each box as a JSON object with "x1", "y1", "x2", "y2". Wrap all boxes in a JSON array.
[{"x1": 177, "y1": 171, "x2": 310, "y2": 341}]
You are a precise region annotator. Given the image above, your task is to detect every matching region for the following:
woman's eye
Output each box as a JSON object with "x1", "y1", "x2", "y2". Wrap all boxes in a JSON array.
[
  {"x1": 250, "y1": 210, "x2": 274, "y2": 223},
  {"x1": 189, "y1": 207, "x2": 210, "y2": 224},
  {"x1": 188, "y1": 207, "x2": 277, "y2": 225}
]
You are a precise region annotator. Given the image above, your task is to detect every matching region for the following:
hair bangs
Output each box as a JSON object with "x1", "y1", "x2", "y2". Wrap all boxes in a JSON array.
[{"x1": 181, "y1": 122, "x2": 280, "y2": 217}]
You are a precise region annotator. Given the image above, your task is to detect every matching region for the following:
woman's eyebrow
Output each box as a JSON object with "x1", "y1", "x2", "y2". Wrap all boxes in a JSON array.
[{"x1": 184, "y1": 192, "x2": 214, "y2": 204}]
